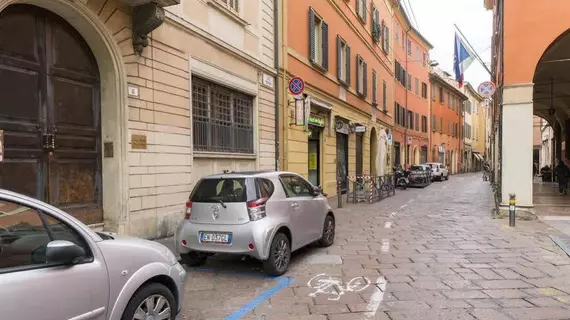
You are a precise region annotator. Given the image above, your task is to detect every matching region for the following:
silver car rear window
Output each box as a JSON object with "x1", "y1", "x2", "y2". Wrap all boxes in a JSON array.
[{"x1": 191, "y1": 178, "x2": 247, "y2": 203}]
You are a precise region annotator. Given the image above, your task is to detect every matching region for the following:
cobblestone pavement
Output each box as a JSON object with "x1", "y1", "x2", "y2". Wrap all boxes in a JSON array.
[{"x1": 173, "y1": 173, "x2": 570, "y2": 320}]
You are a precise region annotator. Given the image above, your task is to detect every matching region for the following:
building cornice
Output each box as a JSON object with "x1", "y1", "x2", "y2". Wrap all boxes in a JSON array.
[
  {"x1": 164, "y1": 11, "x2": 277, "y2": 76},
  {"x1": 429, "y1": 72, "x2": 469, "y2": 100},
  {"x1": 393, "y1": 1, "x2": 433, "y2": 49},
  {"x1": 464, "y1": 83, "x2": 484, "y2": 101}
]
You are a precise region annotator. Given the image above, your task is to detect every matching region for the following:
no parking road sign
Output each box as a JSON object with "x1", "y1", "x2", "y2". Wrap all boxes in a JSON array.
[
  {"x1": 288, "y1": 77, "x2": 305, "y2": 95},
  {"x1": 477, "y1": 81, "x2": 496, "y2": 98}
]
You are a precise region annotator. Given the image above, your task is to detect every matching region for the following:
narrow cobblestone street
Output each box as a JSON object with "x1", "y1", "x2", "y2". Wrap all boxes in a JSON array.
[{"x1": 176, "y1": 173, "x2": 570, "y2": 320}]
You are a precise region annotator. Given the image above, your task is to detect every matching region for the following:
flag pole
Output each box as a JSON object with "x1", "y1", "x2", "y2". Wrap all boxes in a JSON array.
[{"x1": 454, "y1": 24, "x2": 492, "y2": 76}]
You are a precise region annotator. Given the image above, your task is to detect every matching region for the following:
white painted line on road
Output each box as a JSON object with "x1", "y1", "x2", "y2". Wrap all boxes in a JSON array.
[
  {"x1": 442, "y1": 185, "x2": 448, "y2": 190},
  {"x1": 399, "y1": 204, "x2": 408, "y2": 209},
  {"x1": 384, "y1": 222, "x2": 392, "y2": 229},
  {"x1": 299, "y1": 254, "x2": 343, "y2": 265},
  {"x1": 390, "y1": 211, "x2": 397, "y2": 217},
  {"x1": 408, "y1": 199, "x2": 415, "y2": 203},
  {"x1": 381, "y1": 239, "x2": 390, "y2": 252},
  {"x1": 361, "y1": 276, "x2": 387, "y2": 320}
]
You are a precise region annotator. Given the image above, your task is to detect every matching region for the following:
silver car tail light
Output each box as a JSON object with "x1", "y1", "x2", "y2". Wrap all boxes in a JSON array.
[
  {"x1": 184, "y1": 201, "x2": 192, "y2": 219},
  {"x1": 247, "y1": 198, "x2": 267, "y2": 221}
]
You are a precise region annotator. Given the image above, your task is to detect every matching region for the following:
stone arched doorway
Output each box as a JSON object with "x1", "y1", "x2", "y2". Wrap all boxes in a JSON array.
[
  {"x1": 0, "y1": 4, "x2": 102, "y2": 223},
  {"x1": 413, "y1": 146, "x2": 420, "y2": 165},
  {"x1": 370, "y1": 127, "x2": 378, "y2": 175},
  {"x1": 0, "y1": 1, "x2": 127, "y2": 229}
]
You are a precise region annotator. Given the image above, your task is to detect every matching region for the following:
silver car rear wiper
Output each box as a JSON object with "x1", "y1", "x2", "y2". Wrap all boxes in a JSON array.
[{"x1": 214, "y1": 199, "x2": 227, "y2": 209}]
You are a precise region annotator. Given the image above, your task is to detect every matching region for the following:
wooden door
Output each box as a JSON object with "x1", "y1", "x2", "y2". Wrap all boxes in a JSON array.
[{"x1": 0, "y1": 5, "x2": 102, "y2": 224}]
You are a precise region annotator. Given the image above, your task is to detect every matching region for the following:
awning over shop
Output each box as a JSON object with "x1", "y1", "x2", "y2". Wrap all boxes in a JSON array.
[{"x1": 473, "y1": 153, "x2": 484, "y2": 161}]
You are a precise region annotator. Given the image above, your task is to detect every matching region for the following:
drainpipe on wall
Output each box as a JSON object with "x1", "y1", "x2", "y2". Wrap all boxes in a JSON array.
[
  {"x1": 273, "y1": 0, "x2": 279, "y2": 171},
  {"x1": 460, "y1": 97, "x2": 465, "y2": 174},
  {"x1": 497, "y1": 0, "x2": 505, "y2": 202},
  {"x1": 403, "y1": 28, "x2": 411, "y2": 168},
  {"x1": 429, "y1": 75, "x2": 433, "y2": 162}
]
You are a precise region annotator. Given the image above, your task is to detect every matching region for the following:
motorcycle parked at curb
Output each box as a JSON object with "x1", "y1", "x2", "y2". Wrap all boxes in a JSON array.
[{"x1": 394, "y1": 167, "x2": 409, "y2": 190}]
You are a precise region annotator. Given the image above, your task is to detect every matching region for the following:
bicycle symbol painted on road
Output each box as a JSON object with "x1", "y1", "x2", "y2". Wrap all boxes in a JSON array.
[{"x1": 307, "y1": 273, "x2": 371, "y2": 301}]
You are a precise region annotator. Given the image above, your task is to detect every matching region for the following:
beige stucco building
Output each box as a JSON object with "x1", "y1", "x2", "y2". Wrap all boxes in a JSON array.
[
  {"x1": 0, "y1": 0, "x2": 276, "y2": 238},
  {"x1": 468, "y1": 84, "x2": 485, "y2": 170}
]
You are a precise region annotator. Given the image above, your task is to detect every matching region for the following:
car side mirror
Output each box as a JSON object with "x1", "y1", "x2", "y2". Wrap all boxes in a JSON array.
[{"x1": 46, "y1": 240, "x2": 85, "y2": 265}]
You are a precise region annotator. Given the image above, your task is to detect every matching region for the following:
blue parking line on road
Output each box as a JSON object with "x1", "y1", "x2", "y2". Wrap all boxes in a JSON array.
[{"x1": 224, "y1": 276, "x2": 296, "y2": 320}]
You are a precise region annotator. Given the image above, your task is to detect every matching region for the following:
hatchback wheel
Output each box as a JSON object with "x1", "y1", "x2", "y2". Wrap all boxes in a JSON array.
[
  {"x1": 318, "y1": 215, "x2": 335, "y2": 247},
  {"x1": 181, "y1": 251, "x2": 207, "y2": 267},
  {"x1": 263, "y1": 232, "x2": 291, "y2": 276},
  {"x1": 122, "y1": 283, "x2": 175, "y2": 320}
]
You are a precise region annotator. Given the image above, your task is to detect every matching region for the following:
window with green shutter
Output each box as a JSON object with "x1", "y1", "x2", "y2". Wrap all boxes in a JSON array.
[
  {"x1": 356, "y1": 55, "x2": 367, "y2": 98},
  {"x1": 372, "y1": 70, "x2": 377, "y2": 105},
  {"x1": 356, "y1": 0, "x2": 367, "y2": 23},
  {"x1": 382, "y1": 80, "x2": 387, "y2": 111},
  {"x1": 415, "y1": 113, "x2": 419, "y2": 131},
  {"x1": 372, "y1": 7, "x2": 380, "y2": 42},
  {"x1": 336, "y1": 36, "x2": 350, "y2": 85},
  {"x1": 308, "y1": 7, "x2": 328, "y2": 71}
]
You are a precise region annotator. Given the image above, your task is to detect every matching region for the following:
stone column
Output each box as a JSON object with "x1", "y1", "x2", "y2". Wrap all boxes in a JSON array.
[{"x1": 501, "y1": 85, "x2": 534, "y2": 207}]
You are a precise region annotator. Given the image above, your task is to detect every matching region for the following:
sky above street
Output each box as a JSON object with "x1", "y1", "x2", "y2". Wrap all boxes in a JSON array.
[{"x1": 404, "y1": 0, "x2": 493, "y2": 87}]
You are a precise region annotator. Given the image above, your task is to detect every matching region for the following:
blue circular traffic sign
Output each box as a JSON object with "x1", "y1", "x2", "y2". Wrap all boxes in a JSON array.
[
  {"x1": 289, "y1": 77, "x2": 305, "y2": 95},
  {"x1": 477, "y1": 81, "x2": 496, "y2": 97}
]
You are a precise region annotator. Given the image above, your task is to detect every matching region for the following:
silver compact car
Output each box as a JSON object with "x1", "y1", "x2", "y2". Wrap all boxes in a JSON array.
[
  {"x1": 0, "y1": 189, "x2": 186, "y2": 320},
  {"x1": 175, "y1": 171, "x2": 335, "y2": 276}
]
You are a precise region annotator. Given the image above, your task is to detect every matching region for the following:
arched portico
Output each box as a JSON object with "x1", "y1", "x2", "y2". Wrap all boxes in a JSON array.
[
  {"x1": 0, "y1": 0, "x2": 128, "y2": 231},
  {"x1": 502, "y1": 29, "x2": 570, "y2": 208}
]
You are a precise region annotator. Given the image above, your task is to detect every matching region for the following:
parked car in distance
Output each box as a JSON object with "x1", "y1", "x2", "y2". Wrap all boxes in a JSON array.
[
  {"x1": 0, "y1": 189, "x2": 186, "y2": 320},
  {"x1": 426, "y1": 162, "x2": 449, "y2": 181},
  {"x1": 418, "y1": 164, "x2": 433, "y2": 184},
  {"x1": 175, "y1": 171, "x2": 336, "y2": 276},
  {"x1": 407, "y1": 165, "x2": 431, "y2": 188}
]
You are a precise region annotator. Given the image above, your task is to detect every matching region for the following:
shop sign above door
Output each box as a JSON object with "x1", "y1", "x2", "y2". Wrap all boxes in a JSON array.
[
  {"x1": 354, "y1": 125, "x2": 366, "y2": 133},
  {"x1": 308, "y1": 113, "x2": 325, "y2": 127},
  {"x1": 336, "y1": 120, "x2": 350, "y2": 134}
]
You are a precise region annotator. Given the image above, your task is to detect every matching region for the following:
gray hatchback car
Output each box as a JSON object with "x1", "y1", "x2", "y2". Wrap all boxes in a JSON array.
[
  {"x1": 0, "y1": 189, "x2": 186, "y2": 320},
  {"x1": 175, "y1": 171, "x2": 336, "y2": 276}
]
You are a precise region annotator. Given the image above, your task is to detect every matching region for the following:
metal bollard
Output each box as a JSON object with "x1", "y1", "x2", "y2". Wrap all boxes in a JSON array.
[
  {"x1": 509, "y1": 193, "x2": 516, "y2": 227},
  {"x1": 337, "y1": 179, "x2": 343, "y2": 208}
]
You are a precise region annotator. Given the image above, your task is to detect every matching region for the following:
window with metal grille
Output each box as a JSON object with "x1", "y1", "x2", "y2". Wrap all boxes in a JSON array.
[{"x1": 192, "y1": 77, "x2": 254, "y2": 154}]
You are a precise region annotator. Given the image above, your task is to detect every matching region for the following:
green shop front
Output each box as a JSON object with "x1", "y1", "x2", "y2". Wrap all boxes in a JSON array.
[{"x1": 307, "y1": 113, "x2": 325, "y2": 186}]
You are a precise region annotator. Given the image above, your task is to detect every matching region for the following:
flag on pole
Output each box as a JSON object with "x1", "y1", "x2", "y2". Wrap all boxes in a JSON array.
[{"x1": 453, "y1": 32, "x2": 476, "y2": 88}]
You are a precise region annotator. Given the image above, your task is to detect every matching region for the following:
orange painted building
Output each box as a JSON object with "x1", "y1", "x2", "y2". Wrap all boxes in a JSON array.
[
  {"x1": 429, "y1": 69, "x2": 467, "y2": 174},
  {"x1": 392, "y1": 5, "x2": 433, "y2": 168},
  {"x1": 278, "y1": 0, "x2": 397, "y2": 195},
  {"x1": 485, "y1": 0, "x2": 570, "y2": 206}
]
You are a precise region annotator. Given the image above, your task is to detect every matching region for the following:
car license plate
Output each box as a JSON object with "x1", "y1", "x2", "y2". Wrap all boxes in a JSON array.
[{"x1": 199, "y1": 232, "x2": 232, "y2": 244}]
